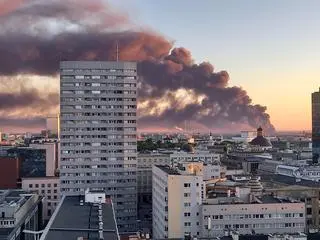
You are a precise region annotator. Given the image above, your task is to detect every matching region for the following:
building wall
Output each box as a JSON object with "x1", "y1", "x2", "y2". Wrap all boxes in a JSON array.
[
  {"x1": 312, "y1": 90, "x2": 320, "y2": 158},
  {"x1": 201, "y1": 202, "x2": 306, "y2": 237},
  {"x1": 29, "y1": 143, "x2": 57, "y2": 177},
  {"x1": 0, "y1": 157, "x2": 20, "y2": 188},
  {"x1": 170, "y1": 152, "x2": 220, "y2": 164},
  {"x1": 21, "y1": 177, "x2": 60, "y2": 222},
  {"x1": 152, "y1": 165, "x2": 203, "y2": 239},
  {"x1": 59, "y1": 61, "x2": 138, "y2": 231},
  {"x1": 137, "y1": 154, "x2": 170, "y2": 199}
]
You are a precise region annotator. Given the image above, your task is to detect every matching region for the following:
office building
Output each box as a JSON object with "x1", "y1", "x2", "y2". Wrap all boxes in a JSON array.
[
  {"x1": 0, "y1": 189, "x2": 42, "y2": 240},
  {"x1": 170, "y1": 151, "x2": 220, "y2": 165},
  {"x1": 137, "y1": 153, "x2": 170, "y2": 203},
  {"x1": 0, "y1": 157, "x2": 21, "y2": 188},
  {"x1": 59, "y1": 61, "x2": 138, "y2": 231},
  {"x1": 40, "y1": 190, "x2": 119, "y2": 240},
  {"x1": 312, "y1": 88, "x2": 320, "y2": 161},
  {"x1": 21, "y1": 177, "x2": 60, "y2": 222},
  {"x1": 152, "y1": 165, "x2": 205, "y2": 239}
]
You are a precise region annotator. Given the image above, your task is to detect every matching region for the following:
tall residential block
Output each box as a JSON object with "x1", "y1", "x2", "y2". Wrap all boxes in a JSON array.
[
  {"x1": 312, "y1": 88, "x2": 320, "y2": 161},
  {"x1": 59, "y1": 61, "x2": 138, "y2": 231}
]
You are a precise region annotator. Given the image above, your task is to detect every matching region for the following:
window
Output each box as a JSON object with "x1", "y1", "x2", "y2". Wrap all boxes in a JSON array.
[
  {"x1": 184, "y1": 202, "x2": 191, "y2": 207},
  {"x1": 184, "y1": 183, "x2": 191, "y2": 188},
  {"x1": 48, "y1": 202, "x2": 51, "y2": 206},
  {"x1": 184, "y1": 222, "x2": 191, "y2": 226},
  {"x1": 41, "y1": 184, "x2": 45, "y2": 188},
  {"x1": 184, "y1": 212, "x2": 191, "y2": 217},
  {"x1": 48, "y1": 196, "x2": 51, "y2": 200},
  {"x1": 54, "y1": 184, "x2": 57, "y2": 187},
  {"x1": 29, "y1": 184, "x2": 33, "y2": 188},
  {"x1": 47, "y1": 190, "x2": 51, "y2": 193},
  {"x1": 184, "y1": 193, "x2": 190, "y2": 197},
  {"x1": 48, "y1": 209, "x2": 52, "y2": 216},
  {"x1": 54, "y1": 190, "x2": 57, "y2": 193},
  {"x1": 35, "y1": 184, "x2": 39, "y2": 188}
]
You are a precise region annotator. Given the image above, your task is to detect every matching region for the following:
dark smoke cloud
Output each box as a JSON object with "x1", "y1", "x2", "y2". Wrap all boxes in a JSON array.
[
  {"x1": 0, "y1": 87, "x2": 58, "y2": 110},
  {"x1": 0, "y1": 0, "x2": 275, "y2": 132}
]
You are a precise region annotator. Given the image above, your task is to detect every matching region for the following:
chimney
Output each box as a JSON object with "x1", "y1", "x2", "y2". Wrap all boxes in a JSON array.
[{"x1": 99, "y1": 230, "x2": 104, "y2": 240}]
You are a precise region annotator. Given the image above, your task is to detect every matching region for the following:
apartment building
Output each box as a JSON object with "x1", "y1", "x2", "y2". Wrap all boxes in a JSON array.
[
  {"x1": 152, "y1": 165, "x2": 205, "y2": 239},
  {"x1": 21, "y1": 177, "x2": 60, "y2": 222},
  {"x1": 60, "y1": 61, "x2": 138, "y2": 231}
]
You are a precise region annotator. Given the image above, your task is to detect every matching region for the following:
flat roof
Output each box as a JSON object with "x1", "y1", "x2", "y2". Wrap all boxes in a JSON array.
[
  {"x1": 155, "y1": 165, "x2": 181, "y2": 175},
  {"x1": 41, "y1": 196, "x2": 119, "y2": 240}
]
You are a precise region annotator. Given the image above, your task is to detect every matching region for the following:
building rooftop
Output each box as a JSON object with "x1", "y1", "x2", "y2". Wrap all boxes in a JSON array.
[
  {"x1": 155, "y1": 165, "x2": 181, "y2": 175},
  {"x1": 40, "y1": 195, "x2": 119, "y2": 240}
]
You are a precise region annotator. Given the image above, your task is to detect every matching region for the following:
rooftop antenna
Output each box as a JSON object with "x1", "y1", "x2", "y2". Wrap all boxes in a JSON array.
[{"x1": 116, "y1": 40, "x2": 119, "y2": 62}]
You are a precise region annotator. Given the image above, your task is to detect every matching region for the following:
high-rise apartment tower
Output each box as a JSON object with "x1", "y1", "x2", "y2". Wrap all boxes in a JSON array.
[
  {"x1": 59, "y1": 61, "x2": 138, "y2": 231},
  {"x1": 312, "y1": 88, "x2": 320, "y2": 162}
]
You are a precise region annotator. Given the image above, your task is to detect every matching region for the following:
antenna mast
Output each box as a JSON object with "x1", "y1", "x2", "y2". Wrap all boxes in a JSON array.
[{"x1": 116, "y1": 41, "x2": 119, "y2": 62}]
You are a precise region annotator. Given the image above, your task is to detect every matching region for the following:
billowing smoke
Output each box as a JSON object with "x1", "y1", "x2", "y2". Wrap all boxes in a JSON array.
[{"x1": 0, "y1": 0, "x2": 275, "y2": 133}]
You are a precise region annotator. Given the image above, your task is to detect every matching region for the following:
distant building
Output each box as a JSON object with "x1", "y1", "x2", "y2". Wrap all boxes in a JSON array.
[
  {"x1": 0, "y1": 157, "x2": 21, "y2": 188},
  {"x1": 39, "y1": 190, "x2": 119, "y2": 240},
  {"x1": 312, "y1": 88, "x2": 320, "y2": 161},
  {"x1": 249, "y1": 127, "x2": 272, "y2": 149},
  {"x1": 232, "y1": 131, "x2": 257, "y2": 143},
  {"x1": 21, "y1": 177, "x2": 60, "y2": 223},
  {"x1": 201, "y1": 195, "x2": 305, "y2": 237},
  {"x1": 170, "y1": 151, "x2": 220, "y2": 165},
  {"x1": 0, "y1": 189, "x2": 42, "y2": 240},
  {"x1": 137, "y1": 153, "x2": 170, "y2": 203}
]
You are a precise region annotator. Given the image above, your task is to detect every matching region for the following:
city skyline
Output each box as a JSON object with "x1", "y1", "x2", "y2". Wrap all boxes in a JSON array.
[{"x1": 0, "y1": 0, "x2": 319, "y2": 132}]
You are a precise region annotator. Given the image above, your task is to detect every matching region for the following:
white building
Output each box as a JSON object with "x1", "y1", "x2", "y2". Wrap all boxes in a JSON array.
[
  {"x1": 276, "y1": 164, "x2": 320, "y2": 182},
  {"x1": 268, "y1": 233, "x2": 307, "y2": 240},
  {"x1": 170, "y1": 151, "x2": 220, "y2": 165},
  {"x1": 59, "y1": 61, "x2": 138, "y2": 231},
  {"x1": 21, "y1": 177, "x2": 60, "y2": 222},
  {"x1": 152, "y1": 165, "x2": 205, "y2": 239},
  {"x1": 201, "y1": 195, "x2": 306, "y2": 237}
]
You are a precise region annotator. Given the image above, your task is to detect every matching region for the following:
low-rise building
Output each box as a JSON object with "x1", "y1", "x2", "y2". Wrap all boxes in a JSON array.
[
  {"x1": 202, "y1": 195, "x2": 306, "y2": 237},
  {"x1": 21, "y1": 177, "x2": 60, "y2": 223},
  {"x1": 0, "y1": 189, "x2": 42, "y2": 240},
  {"x1": 170, "y1": 151, "x2": 220, "y2": 165}
]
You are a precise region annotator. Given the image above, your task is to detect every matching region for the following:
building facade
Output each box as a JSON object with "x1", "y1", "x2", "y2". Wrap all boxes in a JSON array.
[
  {"x1": 312, "y1": 88, "x2": 320, "y2": 161},
  {"x1": 201, "y1": 197, "x2": 306, "y2": 237},
  {"x1": 59, "y1": 61, "x2": 138, "y2": 231},
  {"x1": 152, "y1": 165, "x2": 204, "y2": 239},
  {"x1": 21, "y1": 177, "x2": 60, "y2": 222},
  {"x1": 170, "y1": 151, "x2": 220, "y2": 165},
  {"x1": 137, "y1": 153, "x2": 170, "y2": 202},
  {"x1": 0, "y1": 189, "x2": 42, "y2": 240},
  {"x1": 0, "y1": 156, "x2": 21, "y2": 188}
]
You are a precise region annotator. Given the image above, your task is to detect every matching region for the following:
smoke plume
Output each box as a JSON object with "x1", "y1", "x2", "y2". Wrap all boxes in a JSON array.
[{"x1": 0, "y1": 0, "x2": 275, "y2": 133}]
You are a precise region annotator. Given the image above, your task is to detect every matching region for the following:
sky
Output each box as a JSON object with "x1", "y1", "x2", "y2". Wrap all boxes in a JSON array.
[
  {"x1": 109, "y1": 0, "x2": 320, "y2": 131},
  {"x1": 0, "y1": 0, "x2": 319, "y2": 133}
]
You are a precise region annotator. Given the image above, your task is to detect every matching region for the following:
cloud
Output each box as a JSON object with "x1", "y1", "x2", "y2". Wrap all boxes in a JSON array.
[{"x1": 0, "y1": 0, "x2": 275, "y2": 133}]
